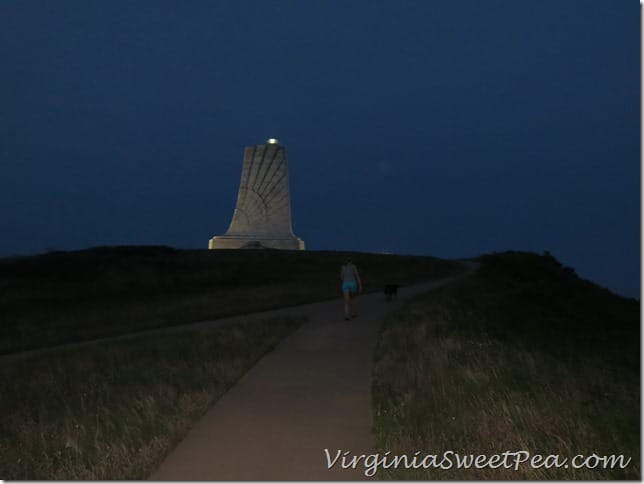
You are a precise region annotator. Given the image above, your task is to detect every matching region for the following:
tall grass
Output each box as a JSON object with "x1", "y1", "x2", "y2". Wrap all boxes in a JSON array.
[
  {"x1": 372, "y1": 252, "x2": 639, "y2": 479},
  {"x1": 0, "y1": 315, "x2": 305, "y2": 480},
  {"x1": 0, "y1": 246, "x2": 462, "y2": 354}
]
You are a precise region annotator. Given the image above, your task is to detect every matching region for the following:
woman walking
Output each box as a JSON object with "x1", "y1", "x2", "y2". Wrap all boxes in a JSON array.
[{"x1": 340, "y1": 258, "x2": 362, "y2": 321}]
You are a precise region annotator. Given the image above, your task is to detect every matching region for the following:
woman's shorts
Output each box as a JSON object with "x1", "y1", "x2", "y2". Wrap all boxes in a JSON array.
[{"x1": 342, "y1": 281, "x2": 358, "y2": 293}]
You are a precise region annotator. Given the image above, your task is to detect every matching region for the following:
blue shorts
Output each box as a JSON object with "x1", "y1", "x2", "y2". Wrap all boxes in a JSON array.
[{"x1": 342, "y1": 281, "x2": 358, "y2": 293}]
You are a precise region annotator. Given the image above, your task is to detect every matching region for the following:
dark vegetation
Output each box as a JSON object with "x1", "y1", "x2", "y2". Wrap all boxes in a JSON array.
[
  {"x1": 2, "y1": 247, "x2": 638, "y2": 479},
  {"x1": 0, "y1": 246, "x2": 462, "y2": 354},
  {"x1": 0, "y1": 315, "x2": 305, "y2": 479},
  {"x1": 373, "y1": 251, "x2": 639, "y2": 479},
  {"x1": 473, "y1": 251, "x2": 639, "y2": 369}
]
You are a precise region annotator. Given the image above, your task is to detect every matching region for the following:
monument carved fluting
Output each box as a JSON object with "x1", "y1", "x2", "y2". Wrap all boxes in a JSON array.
[{"x1": 208, "y1": 139, "x2": 305, "y2": 250}]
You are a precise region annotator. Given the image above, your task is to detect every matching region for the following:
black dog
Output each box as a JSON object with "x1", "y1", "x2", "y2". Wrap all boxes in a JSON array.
[{"x1": 384, "y1": 284, "x2": 399, "y2": 301}]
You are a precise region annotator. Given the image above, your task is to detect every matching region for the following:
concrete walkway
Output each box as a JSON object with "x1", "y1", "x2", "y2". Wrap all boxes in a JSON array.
[{"x1": 149, "y1": 266, "x2": 476, "y2": 480}]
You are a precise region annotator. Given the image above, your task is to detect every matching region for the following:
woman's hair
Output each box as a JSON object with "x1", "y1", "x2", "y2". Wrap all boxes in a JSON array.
[{"x1": 346, "y1": 257, "x2": 352, "y2": 264}]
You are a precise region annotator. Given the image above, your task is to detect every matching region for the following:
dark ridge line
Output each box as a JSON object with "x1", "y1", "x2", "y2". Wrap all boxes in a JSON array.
[
  {"x1": 233, "y1": 145, "x2": 260, "y2": 230},
  {"x1": 262, "y1": 150, "x2": 286, "y2": 205},
  {"x1": 254, "y1": 145, "x2": 281, "y2": 194},
  {"x1": 262, "y1": 170, "x2": 288, "y2": 207},
  {"x1": 239, "y1": 145, "x2": 257, "y2": 190},
  {"x1": 249, "y1": 143, "x2": 270, "y2": 194}
]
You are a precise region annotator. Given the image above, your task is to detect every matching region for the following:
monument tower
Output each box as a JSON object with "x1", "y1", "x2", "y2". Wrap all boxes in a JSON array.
[{"x1": 208, "y1": 139, "x2": 305, "y2": 250}]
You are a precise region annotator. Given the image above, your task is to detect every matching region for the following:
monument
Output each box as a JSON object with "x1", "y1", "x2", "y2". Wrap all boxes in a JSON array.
[{"x1": 208, "y1": 139, "x2": 306, "y2": 250}]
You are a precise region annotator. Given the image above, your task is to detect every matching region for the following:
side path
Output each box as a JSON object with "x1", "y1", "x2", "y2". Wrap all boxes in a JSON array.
[
  {"x1": 150, "y1": 263, "x2": 478, "y2": 480},
  {"x1": 0, "y1": 263, "x2": 474, "y2": 365}
]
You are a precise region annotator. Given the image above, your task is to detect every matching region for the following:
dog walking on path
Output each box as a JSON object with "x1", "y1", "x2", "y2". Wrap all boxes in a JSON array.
[{"x1": 384, "y1": 284, "x2": 400, "y2": 301}]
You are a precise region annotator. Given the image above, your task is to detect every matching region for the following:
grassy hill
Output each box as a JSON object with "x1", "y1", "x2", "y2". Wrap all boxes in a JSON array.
[
  {"x1": 0, "y1": 246, "x2": 463, "y2": 354},
  {"x1": 0, "y1": 247, "x2": 638, "y2": 479},
  {"x1": 373, "y1": 251, "x2": 639, "y2": 479},
  {"x1": 1, "y1": 315, "x2": 307, "y2": 479},
  {"x1": 0, "y1": 245, "x2": 464, "y2": 479}
]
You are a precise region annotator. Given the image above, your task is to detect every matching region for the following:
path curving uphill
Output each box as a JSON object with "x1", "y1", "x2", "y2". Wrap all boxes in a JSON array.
[{"x1": 149, "y1": 261, "x2": 478, "y2": 480}]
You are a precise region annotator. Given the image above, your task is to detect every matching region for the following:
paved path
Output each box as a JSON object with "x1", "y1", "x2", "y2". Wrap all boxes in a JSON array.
[{"x1": 149, "y1": 265, "x2": 476, "y2": 480}]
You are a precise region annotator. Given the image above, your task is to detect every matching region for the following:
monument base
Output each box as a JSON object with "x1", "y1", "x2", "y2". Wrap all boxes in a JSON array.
[{"x1": 208, "y1": 234, "x2": 305, "y2": 250}]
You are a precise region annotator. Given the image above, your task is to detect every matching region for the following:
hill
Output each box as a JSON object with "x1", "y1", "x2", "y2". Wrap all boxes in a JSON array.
[
  {"x1": 0, "y1": 246, "x2": 463, "y2": 354},
  {"x1": 1, "y1": 248, "x2": 638, "y2": 479},
  {"x1": 373, "y1": 250, "x2": 639, "y2": 479}
]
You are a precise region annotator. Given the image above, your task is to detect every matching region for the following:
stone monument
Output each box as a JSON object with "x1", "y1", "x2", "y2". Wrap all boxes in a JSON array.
[{"x1": 208, "y1": 139, "x2": 305, "y2": 250}]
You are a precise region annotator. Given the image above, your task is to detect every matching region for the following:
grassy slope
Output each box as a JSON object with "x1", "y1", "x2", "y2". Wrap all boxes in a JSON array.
[
  {"x1": 0, "y1": 245, "x2": 462, "y2": 479},
  {"x1": 373, "y1": 251, "x2": 639, "y2": 479},
  {"x1": 0, "y1": 246, "x2": 462, "y2": 354},
  {"x1": 0, "y1": 315, "x2": 305, "y2": 480}
]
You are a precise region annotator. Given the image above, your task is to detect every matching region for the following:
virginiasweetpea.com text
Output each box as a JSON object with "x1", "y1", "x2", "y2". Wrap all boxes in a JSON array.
[{"x1": 323, "y1": 449, "x2": 632, "y2": 477}]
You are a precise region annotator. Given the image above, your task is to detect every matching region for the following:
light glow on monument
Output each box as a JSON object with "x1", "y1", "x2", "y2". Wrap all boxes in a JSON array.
[{"x1": 267, "y1": 138, "x2": 279, "y2": 144}]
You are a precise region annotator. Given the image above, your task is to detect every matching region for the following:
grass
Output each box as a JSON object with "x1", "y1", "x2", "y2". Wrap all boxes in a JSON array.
[
  {"x1": 0, "y1": 315, "x2": 305, "y2": 480},
  {"x1": 373, "y1": 251, "x2": 639, "y2": 479},
  {"x1": 0, "y1": 246, "x2": 463, "y2": 354}
]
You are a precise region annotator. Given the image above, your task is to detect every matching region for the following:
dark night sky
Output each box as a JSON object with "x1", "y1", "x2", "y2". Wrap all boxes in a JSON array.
[{"x1": 1, "y1": 1, "x2": 640, "y2": 298}]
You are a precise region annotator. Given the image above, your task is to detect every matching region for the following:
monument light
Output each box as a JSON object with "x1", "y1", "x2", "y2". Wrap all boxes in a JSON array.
[{"x1": 267, "y1": 138, "x2": 279, "y2": 144}]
